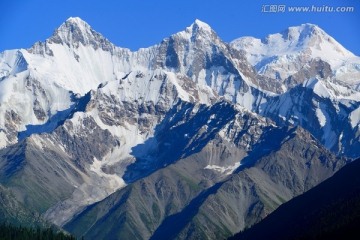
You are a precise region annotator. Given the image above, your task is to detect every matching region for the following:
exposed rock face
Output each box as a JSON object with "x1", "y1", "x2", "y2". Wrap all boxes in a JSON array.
[
  {"x1": 283, "y1": 58, "x2": 333, "y2": 89},
  {"x1": 260, "y1": 80, "x2": 360, "y2": 158},
  {"x1": 48, "y1": 17, "x2": 115, "y2": 52},
  {"x1": 173, "y1": 128, "x2": 345, "y2": 240},
  {"x1": 65, "y1": 111, "x2": 346, "y2": 239},
  {"x1": 231, "y1": 23, "x2": 360, "y2": 92},
  {"x1": 49, "y1": 116, "x2": 120, "y2": 168}
]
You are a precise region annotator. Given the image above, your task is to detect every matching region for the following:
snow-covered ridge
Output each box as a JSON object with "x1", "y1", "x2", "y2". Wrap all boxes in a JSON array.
[
  {"x1": 186, "y1": 19, "x2": 214, "y2": 36},
  {"x1": 0, "y1": 17, "x2": 359, "y2": 154},
  {"x1": 0, "y1": 17, "x2": 224, "y2": 148},
  {"x1": 231, "y1": 23, "x2": 360, "y2": 89},
  {"x1": 48, "y1": 17, "x2": 115, "y2": 52},
  {"x1": 231, "y1": 23, "x2": 356, "y2": 66},
  {"x1": 0, "y1": 50, "x2": 28, "y2": 79},
  {"x1": 303, "y1": 78, "x2": 360, "y2": 101}
]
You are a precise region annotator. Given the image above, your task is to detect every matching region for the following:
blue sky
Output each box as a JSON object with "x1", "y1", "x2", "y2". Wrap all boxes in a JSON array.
[{"x1": 1, "y1": 0, "x2": 359, "y2": 55}]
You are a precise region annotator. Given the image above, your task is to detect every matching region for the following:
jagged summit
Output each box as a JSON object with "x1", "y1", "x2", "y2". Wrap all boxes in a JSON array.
[
  {"x1": 65, "y1": 16, "x2": 87, "y2": 25},
  {"x1": 154, "y1": 18, "x2": 241, "y2": 76},
  {"x1": 191, "y1": 19, "x2": 213, "y2": 32},
  {"x1": 176, "y1": 19, "x2": 218, "y2": 41},
  {"x1": 48, "y1": 16, "x2": 114, "y2": 51}
]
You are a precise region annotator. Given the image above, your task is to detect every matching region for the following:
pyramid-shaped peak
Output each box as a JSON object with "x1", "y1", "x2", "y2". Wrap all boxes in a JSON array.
[
  {"x1": 179, "y1": 19, "x2": 217, "y2": 40},
  {"x1": 61, "y1": 17, "x2": 93, "y2": 32},
  {"x1": 48, "y1": 17, "x2": 114, "y2": 51},
  {"x1": 187, "y1": 19, "x2": 214, "y2": 34},
  {"x1": 192, "y1": 19, "x2": 213, "y2": 32},
  {"x1": 57, "y1": 17, "x2": 93, "y2": 36},
  {"x1": 65, "y1": 16, "x2": 87, "y2": 24}
]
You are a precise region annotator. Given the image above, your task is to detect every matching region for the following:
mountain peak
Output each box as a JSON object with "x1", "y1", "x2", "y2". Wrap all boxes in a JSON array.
[
  {"x1": 65, "y1": 16, "x2": 87, "y2": 25},
  {"x1": 282, "y1": 23, "x2": 353, "y2": 58},
  {"x1": 299, "y1": 23, "x2": 321, "y2": 31},
  {"x1": 62, "y1": 17, "x2": 92, "y2": 32},
  {"x1": 182, "y1": 19, "x2": 215, "y2": 38},
  {"x1": 54, "y1": 16, "x2": 92, "y2": 40},
  {"x1": 232, "y1": 23, "x2": 354, "y2": 64},
  {"x1": 281, "y1": 23, "x2": 325, "y2": 42},
  {"x1": 192, "y1": 19, "x2": 212, "y2": 32},
  {"x1": 48, "y1": 17, "x2": 113, "y2": 51}
]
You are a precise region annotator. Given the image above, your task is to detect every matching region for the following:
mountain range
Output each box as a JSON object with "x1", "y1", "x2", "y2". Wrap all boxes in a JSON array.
[{"x1": 0, "y1": 17, "x2": 359, "y2": 239}]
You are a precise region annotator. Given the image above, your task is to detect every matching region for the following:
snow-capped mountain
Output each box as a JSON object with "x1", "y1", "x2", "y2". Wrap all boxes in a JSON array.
[
  {"x1": 260, "y1": 78, "x2": 360, "y2": 157},
  {"x1": 231, "y1": 24, "x2": 360, "y2": 157},
  {"x1": 0, "y1": 18, "x2": 247, "y2": 147},
  {"x1": 0, "y1": 17, "x2": 358, "y2": 239},
  {"x1": 0, "y1": 17, "x2": 252, "y2": 225},
  {"x1": 231, "y1": 23, "x2": 360, "y2": 92}
]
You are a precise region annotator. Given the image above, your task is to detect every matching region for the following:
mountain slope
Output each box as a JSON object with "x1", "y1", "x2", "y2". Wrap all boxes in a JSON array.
[
  {"x1": 260, "y1": 78, "x2": 360, "y2": 157},
  {"x1": 163, "y1": 127, "x2": 346, "y2": 240},
  {"x1": 0, "y1": 183, "x2": 49, "y2": 228},
  {"x1": 230, "y1": 158, "x2": 360, "y2": 240},
  {"x1": 231, "y1": 24, "x2": 360, "y2": 158},
  {"x1": 64, "y1": 103, "x2": 346, "y2": 239}
]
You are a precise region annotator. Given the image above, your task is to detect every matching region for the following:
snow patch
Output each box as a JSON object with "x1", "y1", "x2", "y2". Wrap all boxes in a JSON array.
[
  {"x1": 0, "y1": 132, "x2": 7, "y2": 148},
  {"x1": 316, "y1": 107, "x2": 326, "y2": 127},
  {"x1": 89, "y1": 157, "x2": 125, "y2": 190},
  {"x1": 205, "y1": 162, "x2": 241, "y2": 175},
  {"x1": 350, "y1": 107, "x2": 360, "y2": 128}
]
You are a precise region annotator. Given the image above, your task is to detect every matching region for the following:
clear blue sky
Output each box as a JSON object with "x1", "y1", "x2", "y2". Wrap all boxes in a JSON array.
[{"x1": 1, "y1": 0, "x2": 359, "y2": 55}]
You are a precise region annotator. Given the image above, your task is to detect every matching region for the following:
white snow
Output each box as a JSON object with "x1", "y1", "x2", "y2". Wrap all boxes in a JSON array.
[
  {"x1": 303, "y1": 78, "x2": 360, "y2": 102},
  {"x1": 89, "y1": 157, "x2": 125, "y2": 190},
  {"x1": 167, "y1": 72, "x2": 191, "y2": 102},
  {"x1": 205, "y1": 162, "x2": 241, "y2": 175},
  {"x1": 0, "y1": 69, "x2": 73, "y2": 133},
  {"x1": 0, "y1": 50, "x2": 27, "y2": 78},
  {"x1": 232, "y1": 24, "x2": 355, "y2": 67},
  {"x1": 231, "y1": 23, "x2": 360, "y2": 88},
  {"x1": 317, "y1": 103, "x2": 337, "y2": 148},
  {"x1": 0, "y1": 131, "x2": 7, "y2": 148},
  {"x1": 194, "y1": 19, "x2": 213, "y2": 32},
  {"x1": 21, "y1": 44, "x2": 116, "y2": 95},
  {"x1": 316, "y1": 106, "x2": 327, "y2": 127},
  {"x1": 303, "y1": 78, "x2": 331, "y2": 98},
  {"x1": 350, "y1": 107, "x2": 360, "y2": 128}
]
